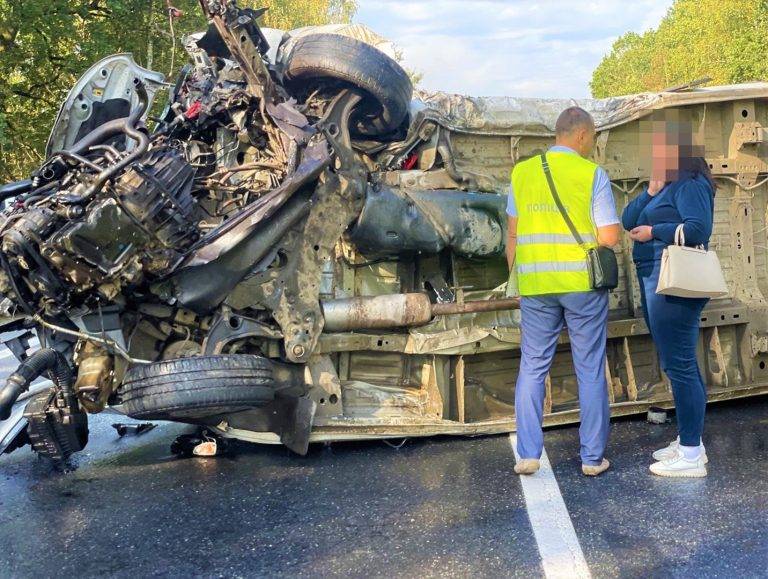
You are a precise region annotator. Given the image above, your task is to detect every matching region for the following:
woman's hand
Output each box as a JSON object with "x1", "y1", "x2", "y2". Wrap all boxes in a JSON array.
[
  {"x1": 647, "y1": 180, "x2": 665, "y2": 197},
  {"x1": 629, "y1": 225, "x2": 653, "y2": 243}
]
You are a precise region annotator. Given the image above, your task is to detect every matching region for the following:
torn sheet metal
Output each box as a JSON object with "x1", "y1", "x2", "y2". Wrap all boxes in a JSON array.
[
  {"x1": 415, "y1": 82, "x2": 768, "y2": 136},
  {"x1": 405, "y1": 309, "x2": 522, "y2": 354}
]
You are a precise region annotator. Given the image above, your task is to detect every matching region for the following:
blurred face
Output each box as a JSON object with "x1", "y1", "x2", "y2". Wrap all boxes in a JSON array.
[{"x1": 651, "y1": 121, "x2": 680, "y2": 182}]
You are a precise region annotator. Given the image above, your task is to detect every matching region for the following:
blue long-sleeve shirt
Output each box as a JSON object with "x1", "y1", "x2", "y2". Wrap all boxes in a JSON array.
[{"x1": 621, "y1": 172, "x2": 714, "y2": 264}]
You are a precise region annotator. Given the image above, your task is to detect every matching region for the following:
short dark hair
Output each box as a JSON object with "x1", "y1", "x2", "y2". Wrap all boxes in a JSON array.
[{"x1": 555, "y1": 106, "x2": 594, "y2": 136}]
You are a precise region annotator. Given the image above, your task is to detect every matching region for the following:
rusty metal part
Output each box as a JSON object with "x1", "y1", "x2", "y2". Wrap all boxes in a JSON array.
[
  {"x1": 322, "y1": 294, "x2": 521, "y2": 332},
  {"x1": 272, "y1": 90, "x2": 368, "y2": 363},
  {"x1": 431, "y1": 298, "x2": 520, "y2": 316},
  {"x1": 322, "y1": 294, "x2": 433, "y2": 332},
  {"x1": 74, "y1": 342, "x2": 115, "y2": 413},
  {"x1": 161, "y1": 340, "x2": 203, "y2": 360},
  {"x1": 305, "y1": 354, "x2": 343, "y2": 419},
  {"x1": 203, "y1": 313, "x2": 282, "y2": 355}
]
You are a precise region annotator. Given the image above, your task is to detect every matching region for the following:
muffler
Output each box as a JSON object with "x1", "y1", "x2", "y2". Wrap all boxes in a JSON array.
[{"x1": 321, "y1": 293, "x2": 520, "y2": 332}]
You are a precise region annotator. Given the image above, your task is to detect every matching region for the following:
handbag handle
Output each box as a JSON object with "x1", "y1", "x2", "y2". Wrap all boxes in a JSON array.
[
  {"x1": 674, "y1": 224, "x2": 686, "y2": 246},
  {"x1": 674, "y1": 223, "x2": 705, "y2": 249},
  {"x1": 540, "y1": 154, "x2": 587, "y2": 248}
]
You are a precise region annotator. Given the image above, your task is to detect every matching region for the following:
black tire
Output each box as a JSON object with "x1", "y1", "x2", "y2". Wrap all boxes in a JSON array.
[
  {"x1": 120, "y1": 355, "x2": 275, "y2": 420},
  {"x1": 284, "y1": 34, "x2": 413, "y2": 137}
]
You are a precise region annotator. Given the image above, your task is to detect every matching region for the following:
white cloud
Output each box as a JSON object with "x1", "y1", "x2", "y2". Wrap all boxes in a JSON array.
[{"x1": 355, "y1": 0, "x2": 673, "y2": 98}]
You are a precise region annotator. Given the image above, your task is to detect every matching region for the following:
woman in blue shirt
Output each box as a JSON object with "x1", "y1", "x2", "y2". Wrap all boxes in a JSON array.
[{"x1": 622, "y1": 116, "x2": 716, "y2": 478}]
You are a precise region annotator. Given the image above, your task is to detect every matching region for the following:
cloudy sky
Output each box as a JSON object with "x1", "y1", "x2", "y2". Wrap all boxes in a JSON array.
[{"x1": 354, "y1": 0, "x2": 673, "y2": 98}]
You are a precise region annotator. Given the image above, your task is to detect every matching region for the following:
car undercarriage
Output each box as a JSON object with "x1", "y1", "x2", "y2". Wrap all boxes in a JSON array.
[{"x1": 2, "y1": 0, "x2": 768, "y2": 463}]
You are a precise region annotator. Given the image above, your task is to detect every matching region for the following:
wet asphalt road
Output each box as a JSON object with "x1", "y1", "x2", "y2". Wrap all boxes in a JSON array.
[{"x1": 0, "y1": 347, "x2": 767, "y2": 577}]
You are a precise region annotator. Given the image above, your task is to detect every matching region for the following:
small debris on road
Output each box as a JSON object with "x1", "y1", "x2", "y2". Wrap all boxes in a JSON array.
[
  {"x1": 646, "y1": 407, "x2": 670, "y2": 424},
  {"x1": 170, "y1": 431, "x2": 228, "y2": 458},
  {"x1": 112, "y1": 423, "x2": 156, "y2": 437}
]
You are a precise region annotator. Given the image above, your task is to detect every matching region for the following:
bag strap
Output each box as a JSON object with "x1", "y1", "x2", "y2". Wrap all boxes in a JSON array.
[
  {"x1": 674, "y1": 222, "x2": 705, "y2": 249},
  {"x1": 540, "y1": 153, "x2": 586, "y2": 247},
  {"x1": 674, "y1": 224, "x2": 685, "y2": 246}
]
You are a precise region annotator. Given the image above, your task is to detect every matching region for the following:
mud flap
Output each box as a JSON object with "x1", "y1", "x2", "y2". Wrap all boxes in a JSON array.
[{"x1": 276, "y1": 395, "x2": 317, "y2": 456}]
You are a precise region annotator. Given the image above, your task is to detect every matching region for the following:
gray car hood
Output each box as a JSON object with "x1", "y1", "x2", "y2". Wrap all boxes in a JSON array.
[{"x1": 45, "y1": 54, "x2": 165, "y2": 158}]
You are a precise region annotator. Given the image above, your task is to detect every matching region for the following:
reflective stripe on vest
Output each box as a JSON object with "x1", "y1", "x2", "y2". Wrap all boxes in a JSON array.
[
  {"x1": 517, "y1": 233, "x2": 597, "y2": 246},
  {"x1": 517, "y1": 261, "x2": 589, "y2": 274},
  {"x1": 511, "y1": 151, "x2": 598, "y2": 296}
]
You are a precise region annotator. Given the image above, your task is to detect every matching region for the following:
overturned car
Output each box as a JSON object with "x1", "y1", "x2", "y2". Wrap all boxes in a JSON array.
[{"x1": 2, "y1": 1, "x2": 768, "y2": 461}]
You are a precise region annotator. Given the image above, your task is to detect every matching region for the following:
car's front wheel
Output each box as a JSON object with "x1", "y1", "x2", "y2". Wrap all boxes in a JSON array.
[{"x1": 119, "y1": 355, "x2": 277, "y2": 420}]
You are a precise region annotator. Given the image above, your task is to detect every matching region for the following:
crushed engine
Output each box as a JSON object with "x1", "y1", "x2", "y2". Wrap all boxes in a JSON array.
[{"x1": 0, "y1": 146, "x2": 199, "y2": 315}]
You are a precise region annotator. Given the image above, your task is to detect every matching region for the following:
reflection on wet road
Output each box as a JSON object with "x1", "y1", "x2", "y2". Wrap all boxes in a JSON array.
[{"x1": 0, "y1": 341, "x2": 766, "y2": 577}]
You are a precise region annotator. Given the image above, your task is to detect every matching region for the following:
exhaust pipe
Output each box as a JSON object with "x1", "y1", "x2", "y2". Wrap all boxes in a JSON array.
[{"x1": 321, "y1": 293, "x2": 520, "y2": 332}]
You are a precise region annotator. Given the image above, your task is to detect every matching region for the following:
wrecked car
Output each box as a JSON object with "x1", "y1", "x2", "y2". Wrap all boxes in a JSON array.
[{"x1": 1, "y1": 0, "x2": 768, "y2": 462}]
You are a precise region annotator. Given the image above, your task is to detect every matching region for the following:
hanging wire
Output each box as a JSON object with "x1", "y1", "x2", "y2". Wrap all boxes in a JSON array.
[{"x1": 382, "y1": 438, "x2": 409, "y2": 449}]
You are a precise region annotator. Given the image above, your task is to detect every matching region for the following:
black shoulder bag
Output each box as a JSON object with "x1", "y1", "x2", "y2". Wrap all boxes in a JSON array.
[{"x1": 540, "y1": 153, "x2": 619, "y2": 290}]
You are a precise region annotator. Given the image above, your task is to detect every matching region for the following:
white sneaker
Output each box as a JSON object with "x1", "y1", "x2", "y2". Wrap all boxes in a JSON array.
[
  {"x1": 652, "y1": 437, "x2": 708, "y2": 464},
  {"x1": 649, "y1": 450, "x2": 707, "y2": 478}
]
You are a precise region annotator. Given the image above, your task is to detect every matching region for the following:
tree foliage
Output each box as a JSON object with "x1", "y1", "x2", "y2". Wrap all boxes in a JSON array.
[
  {"x1": 590, "y1": 0, "x2": 768, "y2": 98},
  {"x1": 0, "y1": 0, "x2": 357, "y2": 182}
]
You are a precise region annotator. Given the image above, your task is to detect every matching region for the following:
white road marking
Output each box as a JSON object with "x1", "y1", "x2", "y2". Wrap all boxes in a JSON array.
[{"x1": 510, "y1": 434, "x2": 591, "y2": 579}]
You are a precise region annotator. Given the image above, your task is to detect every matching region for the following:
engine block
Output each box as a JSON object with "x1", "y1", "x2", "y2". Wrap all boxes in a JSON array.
[{"x1": 0, "y1": 147, "x2": 199, "y2": 313}]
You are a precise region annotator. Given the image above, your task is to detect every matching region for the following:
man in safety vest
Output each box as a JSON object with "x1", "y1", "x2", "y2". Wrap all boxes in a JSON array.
[{"x1": 506, "y1": 107, "x2": 621, "y2": 476}]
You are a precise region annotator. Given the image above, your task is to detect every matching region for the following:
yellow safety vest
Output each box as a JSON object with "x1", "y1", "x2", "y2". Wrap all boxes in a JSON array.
[{"x1": 511, "y1": 152, "x2": 599, "y2": 296}]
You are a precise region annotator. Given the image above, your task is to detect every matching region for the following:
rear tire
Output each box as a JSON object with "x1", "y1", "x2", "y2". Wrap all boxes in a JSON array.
[
  {"x1": 120, "y1": 355, "x2": 275, "y2": 420},
  {"x1": 283, "y1": 33, "x2": 413, "y2": 137}
]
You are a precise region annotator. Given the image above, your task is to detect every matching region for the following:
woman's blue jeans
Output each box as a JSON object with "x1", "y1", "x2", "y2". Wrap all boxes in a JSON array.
[{"x1": 637, "y1": 260, "x2": 709, "y2": 447}]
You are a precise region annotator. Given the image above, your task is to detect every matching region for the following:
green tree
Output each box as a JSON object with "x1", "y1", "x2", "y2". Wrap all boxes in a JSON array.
[
  {"x1": 590, "y1": 0, "x2": 768, "y2": 98},
  {"x1": 0, "y1": 0, "x2": 357, "y2": 182}
]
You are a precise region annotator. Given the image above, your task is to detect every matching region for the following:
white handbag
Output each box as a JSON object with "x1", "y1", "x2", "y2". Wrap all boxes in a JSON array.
[{"x1": 656, "y1": 224, "x2": 729, "y2": 298}]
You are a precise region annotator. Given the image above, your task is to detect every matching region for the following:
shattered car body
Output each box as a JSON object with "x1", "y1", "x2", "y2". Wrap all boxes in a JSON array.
[{"x1": 1, "y1": 0, "x2": 768, "y2": 461}]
